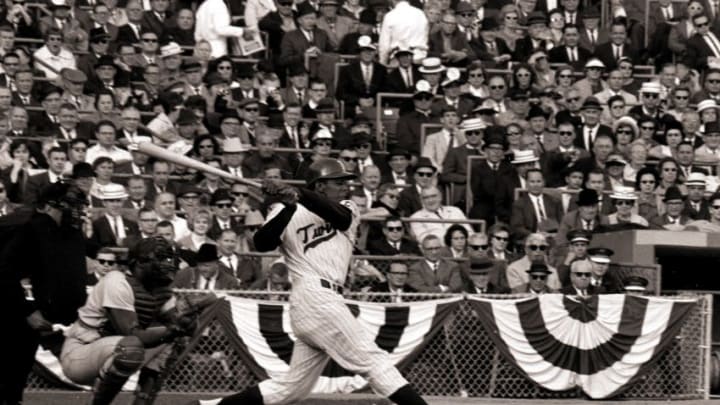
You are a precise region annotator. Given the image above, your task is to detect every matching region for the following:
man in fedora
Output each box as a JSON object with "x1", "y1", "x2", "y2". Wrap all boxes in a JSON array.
[
  {"x1": 471, "y1": 18, "x2": 513, "y2": 69},
  {"x1": 278, "y1": 2, "x2": 333, "y2": 72},
  {"x1": 441, "y1": 117, "x2": 484, "y2": 205},
  {"x1": 159, "y1": 42, "x2": 184, "y2": 89},
  {"x1": 384, "y1": 46, "x2": 420, "y2": 94},
  {"x1": 513, "y1": 11, "x2": 551, "y2": 62},
  {"x1": 526, "y1": 105, "x2": 557, "y2": 155},
  {"x1": 683, "y1": 173, "x2": 711, "y2": 220},
  {"x1": 393, "y1": 80, "x2": 440, "y2": 159},
  {"x1": 92, "y1": 183, "x2": 140, "y2": 247},
  {"x1": 316, "y1": 0, "x2": 355, "y2": 49},
  {"x1": 511, "y1": 262, "x2": 555, "y2": 294},
  {"x1": 417, "y1": 57, "x2": 445, "y2": 95},
  {"x1": 422, "y1": 104, "x2": 464, "y2": 171},
  {"x1": 510, "y1": 168, "x2": 563, "y2": 241},
  {"x1": 462, "y1": 256, "x2": 509, "y2": 294},
  {"x1": 431, "y1": 68, "x2": 474, "y2": 117},
  {"x1": 695, "y1": 121, "x2": 720, "y2": 162},
  {"x1": 578, "y1": 7, "x2": 608, "y2": 53},
  {"x1": 574, "y1": 96, "x2": 613, "y2": 151},
  {"x1": 173, "y1": 243, "x2": 241, "y2": 290},
  {"x1": 650, "y1": 186, "x2": 691, "y2": 229},
  {"x1": 573, "y1": 58, "x2": 608, "y2": 100},
  {"x1": 398, "y1": 156, "x2": 436, "y2": 216},
  {"x1": 336, "y1": 35, "x2": 387, "y2": 118},
  {"x1": 556, "y1": 188, "x2": 610, "y2": 247},
  {"x1": 428, "y1": 13, "x2": 475, "y2": 67},
  {"x1": 555, "y1": 228, "x2": 591, "y2": 285},
  {"x1": 469, "y1": 128, "x2": 514, "y2": 226}
]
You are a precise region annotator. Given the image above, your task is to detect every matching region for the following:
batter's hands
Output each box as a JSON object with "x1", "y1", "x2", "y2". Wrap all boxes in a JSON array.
[{"x1": 262, "y1": 179, "x2": 299, "y2": 205}]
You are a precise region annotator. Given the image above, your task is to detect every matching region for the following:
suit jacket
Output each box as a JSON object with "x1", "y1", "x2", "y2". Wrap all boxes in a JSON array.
[
  {"x1": 11, "y1": 92, "x2": 41, "y2": 108},
  {"x1": 315, "y1": 15, "x2": 356, "y2": 49},
  {"x1": 649, "y1": 214, "x2": 691, "y2": 228},
  {"x1": 686, "y1": 32, "x2": 720, "y2": 71},
  {"x1": 335, "y1": 61, "x2": 387, "y2": 112},
  {"x1": 430, "y1": 97, "x2": 474, "y2": 119},
  {"x1": 116, "y1": 23, "x2": 142, "y2": 46},
  {"x1": 422, "y1": 129, "x2": 466, "y2": 172},
  {"x1": 548, "y1": 45, "x2": 593, "y2": 71},
  {"x1": 469, "y1": 160, "x2": 515, "y2": 226},
  {"x1": 684, "y1": 199, "x2": 711, "y2": 220},
  {"x1": 141, "y1": 10, "x2": 172, "y2": 38},
  {"x1": 427, "y1": 30, "x2": 476, "y2": 67},
  {"x1": 383, "y1": 66, "x2": 421, "y2": 94},
  {"x1": 367, "y1": 237, "x2": 422, "y2": 256},
  {"x1": 368, "y1": 281, "x2": 418, "y2": 293},
  {"x1": 219, "y1": 254, "x2": 263, "y2": 286},
  {"x1": 573, "y1": 124, "x2": 614, "y2": 151},
  {"x1": 23, "y1": 172, "x2": 54, "y2": 205},
  {"x1": 172, "y1": 266, "x2": 241, "y2": 290},
  {"x1": 470, "y1": 37, "x2": 512, "y2": 69},
  {"x1": 407, "y1": 259, "x2": 464, "y2": 292},
  {"x1": 279, "y1": 86, "x2": 310, "y2": 106},
  {"x1": 513, "y1": 36, "x2": 549, "y2": 63},
  {"x1": 510, "y1": 193, "x2": 564, "y2": 240},
  {"x1": 91, "y1": 215, "x2": 140, "y2": 247},
  {"x1": 440, "y1": 144, "x2": 483, "y2": 204},
  {"x1": 594, "y1": 42, "x2": 638, "y2": 71},
  {"x1": 578, "y1": 27, "x2": 609, "y2": 53},
  {"x1": 392, "y1": 109, "x2": 439, "y2": 156},
  {"x1": 648, "y1": 3, "x2": 685, "y2": 38},
  {"x1": 207, "y1": 217, "x2": 244, "y2": 240},
  {"x1": 511, "y1": 283, "x2": 556, "y2": 294},
  {"x1": 398, "y1": 185, "x2": 422, "y2": 217},
  {"x1": 668, "y1": 19, "x2": 696, "y2": 55},
  {"x1": 259, "y1": 11, "x2": 295, "y2": 59},
  {"x1": 559, "y1": 284, "x2": 604, "y2": 296},
  {"x1": 278, "y1": 28, "x2": 334, "y2": 70}
]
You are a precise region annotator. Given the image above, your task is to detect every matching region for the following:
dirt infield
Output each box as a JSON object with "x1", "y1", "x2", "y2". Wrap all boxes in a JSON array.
[{"x1": 23, "y1": 392, "x2": 714, "y2": 405}]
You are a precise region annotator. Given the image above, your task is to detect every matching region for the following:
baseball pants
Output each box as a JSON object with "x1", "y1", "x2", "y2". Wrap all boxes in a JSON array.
[{"x1": 257, "y1": 276, "x2": 408, "y2": 405}]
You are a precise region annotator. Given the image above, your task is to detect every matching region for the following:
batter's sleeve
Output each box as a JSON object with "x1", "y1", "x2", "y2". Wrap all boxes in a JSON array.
[
  {"x1": 298, "y1": 188, "x2": 353, "y2": 230},
  {"x1": 99, "y1": 271, "x2": 135, "y2": 312},
  {"x1": 254, "y1": 203, "x2": 297, "y2": 252}
]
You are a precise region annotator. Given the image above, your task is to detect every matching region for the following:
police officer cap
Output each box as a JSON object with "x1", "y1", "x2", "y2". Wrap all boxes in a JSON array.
[{"x1": 567, "y1": 229, "x2": 591, "y2": 244}]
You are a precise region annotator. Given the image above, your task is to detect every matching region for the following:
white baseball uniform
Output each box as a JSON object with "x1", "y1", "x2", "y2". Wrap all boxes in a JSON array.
[{"x1": 254, "y1": 200, "x2": 409, "y2": 404}]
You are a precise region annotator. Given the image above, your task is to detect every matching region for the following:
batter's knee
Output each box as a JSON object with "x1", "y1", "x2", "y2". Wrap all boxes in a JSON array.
[
  {"x1": 366, "y1": 364, "x2": 408, "y2": 398},
  {"x1": 110, "y1": 336, "x2": 145, "y2": 376},
  {"x1": 259, "y1": 377, "x2": 315, "y2": 405}
]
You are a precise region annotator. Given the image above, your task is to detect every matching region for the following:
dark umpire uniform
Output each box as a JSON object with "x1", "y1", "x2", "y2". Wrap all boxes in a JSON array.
[{"x1": 0, "y1": 185, "x2": 93, "y2": 405}]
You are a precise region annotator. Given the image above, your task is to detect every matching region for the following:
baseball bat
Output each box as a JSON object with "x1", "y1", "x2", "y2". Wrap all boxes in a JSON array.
[{"x1": 136, "y1": 141, "x2": 262, "y2": 188}]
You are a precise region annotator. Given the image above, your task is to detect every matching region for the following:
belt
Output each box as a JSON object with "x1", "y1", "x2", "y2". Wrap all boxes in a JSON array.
[{"x1": 320, "y1": 279, "x2": 344, "y2": 294}]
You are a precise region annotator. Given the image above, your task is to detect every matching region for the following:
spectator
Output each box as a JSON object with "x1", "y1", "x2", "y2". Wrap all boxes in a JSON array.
[
  {"x1": 366, "y1": 261, "x2": 419, "y2": 302},
  {"x1": 178, "y1": 207, "x2": 215, "y2": 252},
  {"x1": 605, "y1": 154, "x2": 628, "y2": 190},
  {"x1": 173, "y1": 243, "x2": 240, "y2": 290},
  {"x1": 623, "y1": 275, "x2": 649, "y2": 295},
  {"x1": 442, "y1": 224, "x2": 469, "y2": 259},
  {"x1": 242, "y1": 130, "x2": 291, "y2": 178},
  {"x1": 0, "y1": 181, "x2": 16, "y2": 217},
  {"x1": 317, "y1": 0, "x2": 356, "y2": 50},
  {"x1": 23, "y1": 147, "x2": 67, "y2": 205},
  {"x1": 557, "y1": 188, "x2": 609, "y2": 245},
  {"x1": 422, "y1": 104, "x2": 463, "y2": 171},
  {"x1": 486, "y1": 223, "x2": 515, "y2": 263},
  {"x1": 33, "y1": 29, "x2": 78, "y2": 81},
  {"x1": 86, "y1": 247, "x2": 119, "y2": 286},
  {"x1": 407, "y1": 234, "x2": 464, "y2": 292},
  {"x1": 123, "y1": 207, "x2": 158, "y2": 248},
  {"x1": 359, "y1": 164, "x2": 382, "y2": 210},
  {"x1": 462, "y1": 256, "x2": 508, "y2": 294},
  {"x1": 278, "y1": 3, "x2": 334, "y2": 73},
  {"x1": 92, "y1": 183, "x2": 140, "y2": 247},
  {"x1": 216, "y1": 229, "x2": 262, "y2": 286},
  {"x1": 556, "y1": 229, "x2": 591, "y2": 285},
  {"x1": 208, "y1": 189, "x2": 243, "y2": 240},
  {"x1": 510, "y1": 168, "x2": 563, "y2": 240},
  {"x1": 441, "y1": 117, "x2": 484, "y2": 204},
  {"x1": 506, "y1": 233, "x2": 561, "y2": 290},
  {"x1": 238, "y1": 209, "x2": 265, "y2": 252},
  {"x1": 650, "y1": 186, "x2": 691, "y2": 229},
  {"x1": 468, "y1": 128, "x2": 513, "y2": 226},
  {"x1": 155, "y1": 220, "x2": 193, "y2": 268},
  {"x1": 560, "y1": 258, "x2": 595, "y2": 296},
  {"x1": 607, "y1": 186, "x2": 649, "y2": 227},
  {"x1": 511, "y1": 262, "x2": 555, "y2": 294},
  {"x1": 367, "y1": 216, "x2": 421, "y2": 256},
  {"x1": 683, "y1": 173, "x2": 711, "y2": 220},
  {"x1": 154, "y1": 192, "x2": 189, "y2": 241},
  {"x1": 587, "y1": 247, "x2": 621, "y2": 293},
  {"x1": 393, "y1": 80, "x2": 438, "y2": 157},
  {"x1": 409, "y1": 185, "x2": 472, "y2": 242},
  {"x1": 251, "y1": 259, "x2": 292, "y2": 294},
  {"x1": 85, "y1": 121, "x2": 132, "y2": 164},
  {"x1": 378, "y1": 0, "x2": 429, "y2": 65}
]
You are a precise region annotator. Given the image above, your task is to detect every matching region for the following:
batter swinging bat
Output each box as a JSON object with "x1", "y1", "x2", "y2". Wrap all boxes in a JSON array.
[{"x1": 136, "y1": 141, "x2": 262, "y2": 188}]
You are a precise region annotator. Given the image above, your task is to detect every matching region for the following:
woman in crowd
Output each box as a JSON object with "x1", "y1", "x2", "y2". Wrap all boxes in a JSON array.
[
  {"x1": 192, "y1": 134, "x2": 222, "y2": 162},
  {"x1": 635, "y1": 167, "x2": 661, "y2": 221},
  {"x1": 603, "y1": 95, "x2": 627, "y2": 127},
  {"x1": 548, "y1": 9, "x2": 565, "y2": 46},
  {"x1": 697, "y1": 99, "x2": 719, "y2": 133},
  {"x1": 0, "y1": 140, "x2": 42, "y2": 203},
  {"x1": 530, "y1": 51, "x2": 555, "y2": 91},
  {"x1": 636, "y1": 116, "x2": 659, "y2": 148},
  {"x1": 209, "y1": 56, "x2": 240, "y2": 88},
  {"x1": 505, "y1": 123, "x2": 525, "y2": 157},
  {"x1": 619, "y1": 57, "x2": 642, "y2": 95},
  {"x1": 607, "y1": 187, "x2": 649, "y2": 227},
  {"x1": 554, "y1": 65, "x2": 576, "y2": 99},
  {"x1": 178, "y1": 207, "x2": 215, "y2": 252},
  {"x1": 443, "y1": 224, "x2": 469, "y2": 259},
  {"x1": 665, "y1": 86, "x2": 693, "y2": 121},
  {"x1": 496, "y1": 4, "x2": 523, "y2": 51},
  {"x1": 613, "y1": 116, "x2": 638, "y2": 159},
  {"x1": 624, "y1": 141, "x2": 648, "y2": 185},
  {"x1": 655, "y1": 157, "x2": 685, "y2": 214},
  {"x1": 510, "y1": 63, "x2": 536, "y2": 93},
  {"x1": 462, "y1": 61, "x2": 489, "y2": 101},
  {"x1": 487, "y1": 223, "x2": 515, "y2": 263},
  {"x1": 90, "y1": 157, "x2": 121, "y2": 206},
  {"x1": 92, "y1": 89, "x2": 121, "y2": 127},
  {"x1": 649, "y1": 122, "x2": 685, "y2": 159},
  {"x1": 193, "y1": 40, "x2": 213, "y2": 74}
]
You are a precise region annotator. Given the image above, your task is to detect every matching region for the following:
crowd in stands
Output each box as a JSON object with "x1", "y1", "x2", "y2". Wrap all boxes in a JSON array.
[{"x1": 3, "y1": 0, "x2": 719, "y2": 296}]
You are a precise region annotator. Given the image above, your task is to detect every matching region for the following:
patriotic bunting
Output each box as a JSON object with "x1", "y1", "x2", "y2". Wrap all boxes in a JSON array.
[{"x1": 468, "y1": 294, "x2": 697, "y2": 398}]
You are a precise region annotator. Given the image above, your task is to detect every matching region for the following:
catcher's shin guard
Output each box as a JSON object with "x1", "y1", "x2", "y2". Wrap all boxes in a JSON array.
[
  {"x1": 91, "y1": 337, "x2": 145, "y2": 405},
  {"x1": 132, "y1": 368, "x2": 163, "y2": 405}
]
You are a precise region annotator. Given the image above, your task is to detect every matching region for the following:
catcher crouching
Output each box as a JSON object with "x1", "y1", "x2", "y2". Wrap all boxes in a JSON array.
[{"x1": 60, "y1": 236, "x2": 214, "y2": 405}]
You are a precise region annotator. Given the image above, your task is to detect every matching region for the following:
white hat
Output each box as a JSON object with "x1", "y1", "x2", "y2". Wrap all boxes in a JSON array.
[
  {"x1": 460, "y1": 118, "x2": 486, "y2": 131},
  {"x1": 441, "y1": 67, "x2": 462, "y2": 87},
  {"x1": 413, "y1": 80, "x2": 433, "y2": 95},
  {"x1": 613, "y1": 116, "x2": 639, "y2": 135},
  {"x1": 98, "y1": 183, "x2": 129, "y2": 200},
  {"x1": 357, "y1": 35, "x2": 376, "y2": 51},
  {"x1": 312, "y1": 128, "x2": 334, "y2": 142},
  {"x1": 167, "y1": 140, "x2": 193, "y2": 156},
  {"x1": 160, "y1": 42, "x2": 183, "y2": 58},
  {"x1": 418, "y1": 57, "x2": 445, "y2": 74},
  {"x1": 685, "y1": 172, "x2": 707, "y2": 187},
  {"x1": 640, "y1": 82, "x2": 662, "y2": 94},
  {"x1": 127, "y1": 136, "x2": 153, "y2": 151},
  {"x1": 610, "y1": 186, "x2": 638, "y2": 200},
  {"x1": 223, "y1": 137, "x2": 250, "y2": 153},
  {"x1": 511, "y1": 150, "x2": 539, "y2": 165},
  {"x1": 528, "y1": 51, "x2": 547, "y2": 65},
  {"x1": 697, "y1": 99, "x2": 719, "y2": 113},
  {"x1": 584, "y1": 58, "x2": 605, "y2": 69}
]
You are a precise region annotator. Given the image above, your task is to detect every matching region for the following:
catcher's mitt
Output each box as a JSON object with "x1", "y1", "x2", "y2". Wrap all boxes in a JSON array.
[{"x1": 262, "y1": 179, "x2": 299, "y2": 205}]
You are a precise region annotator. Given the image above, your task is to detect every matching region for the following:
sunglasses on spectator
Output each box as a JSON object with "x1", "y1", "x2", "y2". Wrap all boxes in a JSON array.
[
  {"x1": 245, "y1": 225, "x2": 260, "y2": 231},
  {"x1": 527, "y1": 245, "x2": 547, "y2": 251},
  {"x1": 559, "y1": 74, "x2": 572, "y2": 78},
  {"x1": 675, "y1": 95, "x2": 689, "y2": 100},
  {"x1": 98, "y1": 259, "x2": 116, "y2": 265},
  {"x1": 713, "y1": 205, "x2": 720, "y2": 209},
  {"x1": 386, "y1": 226, "x2": 403, "y2": 231},
  {"x1": 218, "y1": 65, "x2": 233, "y2": 70},
  {"x1": 460, "y1": 12, "x2": 474, "y2": 17},
  {"x1": 415, "y1": 171, "x2": 434, "y2": 177},
  {"x1": 507, "y1": 131, "x2": 521, "y2": 136},
  {"x1": 469, "y1": 244, "x2": 488, "y2": 250},
  {"x1": 572, "y1": 272, "x2": 591, "y2": 277},
  {"x1": 567, "y1": 97, "x2": 580, "y2": 102},
  {"x1": 641, "y1": 126, "x2": 655, "y2": 130},
  {"x1": 469, "y1": 73, "x2": 483, "y2": 78},
  {"x1": 232, "y1": 191, "x2": 248, "y2": 197},
  {"x1": 390, "y1": 271, "x2": 409, "y2": 275},
  {"x1": 244, "y1": 107, "x2": 259, "y2": 112},
  {"x1": 640, "y1": 180, "x2": 656, "y2": 184},
  {"x1": 493, "y1": 235, "x2": 508, "y2": 241},
  {"x1": 615, "y1": 200, "x2": 633, "y2": 206},
  {"x1": 643, "y1": 93, "x2": 659, "y2": 98},
  {"x1": 142, "y1": 38, "x2": 158, "y2": 42},
  {"x1": 356, "y1": 143, "x2": 371, "y2": 149},
  {"x1": 215, "y1": 203, "x2": 233, "y2": 208},
  {"x1": 466, "y1": 130, "x2": 482, "y2": 136},
  {"x1": 490, "y1": 85, "x2": 505, "y2": 90},
  {"x1": 340, "y1": 156, "x2": 359, "y2": 162},
  {"x1": 384, "y1": 194, "x2": 400, "y2": 200},
  {"x1": 709, "y1": 79, "x2": 720, "y2": 84},
  {"x1": 0, "y1": 187, "x2": 5, "y2": 193},
  {"x1": 558, "y1": 131, "x2": 574, "y2": 136},
  {"x1": 530, "y1": 275, "x2": 547, "y2": 280},
  {"x1": 616, "y1": 129, "x2": 633, "y2": 134}
]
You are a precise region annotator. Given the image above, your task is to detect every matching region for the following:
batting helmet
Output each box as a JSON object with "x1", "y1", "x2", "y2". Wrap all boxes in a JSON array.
[{"x1": 306, "y1": 158, "x2": 356, "y2": 185}]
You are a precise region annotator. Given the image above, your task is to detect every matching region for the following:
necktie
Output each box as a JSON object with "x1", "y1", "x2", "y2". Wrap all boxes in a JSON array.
[
  {"x1": 693, "y1": 202, "x2": 700, "y2": 211},
  {"x1": 296, "y1": 90, "x2": 303, "y2": 101},
  {"x1": 432, "y1": 262, "x2": 438, "y2": 272},
  {"x1": 568, "y1": 47, "x2": 576, "y2": 62},
  {"x1": 491, "y1": 162, "x2": 498, "y2": 171},
  {"x1": 448, "y1": 131, "x2": 455, "y2": 150},
  {"x1": 21, "y1": 95, "x2": 29, "y2": 104},
  {"x1": 394, "y1": 242, "x2": 400, "y2": 250},
  {"x1": 307, "y1": 30, "x2": 314, "y2": 44},
  {"x1": 204, "y1": 278, "x2": 211, "y2": 290},
  {"x1": 615, "y1": 45, "x2": 621, "y2": 60},
  {"x1": 535, "y1": 196, "x2": 547, "y2": 221},
  {"x1": 706, "y1": 34, "x2": 720, "y2": 57},
  {"x1": 584, "y1": 220, "x2": 592, "y2": 230},
  {"x1": 226, "y1": 256, "x2": 235, "y2": 272},
  {"x1": 590, "y1": 30, "x2": 596, "y2": 46},
  {"x1": 405, "y1": 68, "x2": 413, "y2": 87},
  {"x1": 715, "y1": 0, "x2": 719, "y2": 17}
]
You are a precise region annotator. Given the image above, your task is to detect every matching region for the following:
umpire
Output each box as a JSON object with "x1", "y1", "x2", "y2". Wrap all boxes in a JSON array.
[{"x1": 0, "y1": 183, "x2": 94, "y2": 405}]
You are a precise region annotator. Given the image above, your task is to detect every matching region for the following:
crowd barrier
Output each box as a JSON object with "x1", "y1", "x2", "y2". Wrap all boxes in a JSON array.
[{"x1": 26, "y1": 290, "x2": 712, "y2": 399}]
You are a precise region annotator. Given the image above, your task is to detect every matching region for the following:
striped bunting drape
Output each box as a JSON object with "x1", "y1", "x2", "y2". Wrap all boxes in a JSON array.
[{"x1": 468, "y1": 294, "x2": 697, "y2": 398}]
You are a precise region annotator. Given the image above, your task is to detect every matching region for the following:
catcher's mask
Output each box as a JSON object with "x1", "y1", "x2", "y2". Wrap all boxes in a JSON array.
[
  {"x1": 130, "y1": 236, "x2": 177, "y2": 287},
  {"x1": 39, "y1": 183, "x2": 89, "y2": 229}
]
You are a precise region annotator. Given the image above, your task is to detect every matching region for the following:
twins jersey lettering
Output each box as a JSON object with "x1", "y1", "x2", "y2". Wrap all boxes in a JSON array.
[{"x1": 266, "y1": 200, "x2": 360, "y2": 285}]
